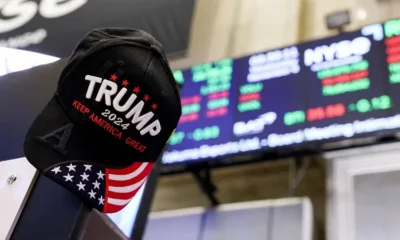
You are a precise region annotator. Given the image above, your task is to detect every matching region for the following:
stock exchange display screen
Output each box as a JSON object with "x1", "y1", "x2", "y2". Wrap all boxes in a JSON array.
[
  {"x1": 168, "y1": 59, "x2": 238, "y2": 152},
  {"x1": 162, "y1": 18, "x2": 400, "y2": 165}
]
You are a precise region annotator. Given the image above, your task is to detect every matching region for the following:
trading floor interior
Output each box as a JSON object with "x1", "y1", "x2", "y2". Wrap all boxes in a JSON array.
[{"x1": 2, "y1": 0, "x2": 400, "y2": 240}]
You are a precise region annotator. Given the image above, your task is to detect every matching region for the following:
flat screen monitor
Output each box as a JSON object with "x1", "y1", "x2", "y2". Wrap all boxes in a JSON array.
[{"x1": 162, "y1": 18, "x2": 400, "y2": 165}]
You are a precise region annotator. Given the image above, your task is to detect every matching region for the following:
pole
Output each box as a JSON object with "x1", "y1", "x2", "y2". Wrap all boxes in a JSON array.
[
  {"x1": 0, "y1": 60, "x2": 94, "y2": 240},
  {"x1": 10, "y1": 175, "x2": 92, "y2": 240}
]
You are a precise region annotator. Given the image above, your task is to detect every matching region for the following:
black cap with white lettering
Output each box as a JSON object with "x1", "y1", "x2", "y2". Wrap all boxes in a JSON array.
[{"x1": 24, "y1": 28, "x2": 181, "y2": 213}]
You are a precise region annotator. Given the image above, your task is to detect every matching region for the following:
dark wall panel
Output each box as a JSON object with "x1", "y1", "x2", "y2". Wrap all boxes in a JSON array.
[
  {"x1": 0, "y1": 60, "x2": 67, "y2": 161},
  {"x1": 0, "y1": 0, "x2": 195, "y2": 58}
]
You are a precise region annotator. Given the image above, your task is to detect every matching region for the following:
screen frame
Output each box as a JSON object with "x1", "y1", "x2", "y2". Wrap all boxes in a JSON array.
[{"x1": 162, "y1": 17, "x2": 400, "y2": 170}]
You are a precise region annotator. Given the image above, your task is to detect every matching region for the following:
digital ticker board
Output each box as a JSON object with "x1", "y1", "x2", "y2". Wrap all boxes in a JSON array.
[{"x1": 163, "y1": 18, "x2": 400, "y2": 165}]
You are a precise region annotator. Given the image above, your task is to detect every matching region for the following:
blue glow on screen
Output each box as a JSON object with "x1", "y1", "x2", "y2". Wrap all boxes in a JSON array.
[{"x1": 107, "y1": 182, "x2": 147, "y2": 237}]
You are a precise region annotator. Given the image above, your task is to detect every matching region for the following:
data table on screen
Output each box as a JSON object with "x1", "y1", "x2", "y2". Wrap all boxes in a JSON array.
[
  {"x1": 302, "y1": 27, "x2": 390, "y2": 141},
  {"x1": 163, "y1": 18, "x2": 400, "y2": 165},
  {"x1": 382, "y1": 19, "x2": 400, "y2": 118},
  {"x1": 232, "y1": 46, "x2": 308, "y2": 149},
  {"x1": 163, "y1": 59, "x2": 239, "y2": 163}
]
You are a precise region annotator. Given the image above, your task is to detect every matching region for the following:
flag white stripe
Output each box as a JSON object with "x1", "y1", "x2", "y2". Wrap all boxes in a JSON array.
[
  {"x1": 108, "y1": 162, "x2": 148, "y2": 181},
  {"x1": 108, "y1": 178, "x2": 147, "y2": 193},
  {"x1": 108, "y1": 197, "x2": 134, "y2": 206}
]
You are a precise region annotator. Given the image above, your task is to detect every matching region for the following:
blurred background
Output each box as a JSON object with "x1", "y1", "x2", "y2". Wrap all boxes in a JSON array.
[{"x1": 2, "y1": 0, "x2": 400, "y2": 240}]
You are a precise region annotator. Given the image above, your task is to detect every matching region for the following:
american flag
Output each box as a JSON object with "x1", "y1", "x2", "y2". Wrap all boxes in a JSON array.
[{"x1": 46, "y1": 161, "x2": 154, "y2": 213}]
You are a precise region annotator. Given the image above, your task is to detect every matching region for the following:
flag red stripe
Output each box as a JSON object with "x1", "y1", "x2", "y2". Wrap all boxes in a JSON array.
[
  {"x1": 103, "y1": 162, "x2": 155, "y2": 213},
  {"x1": 107, "y1": 163, "x2": 153, "y2": 187},
  {"x1": 105, "y1": 203, "x2": 126, "y2": 213},
  {"x1": 107, "y1": 162, "x2": 143, "y2": 175},
  {"x1": 104, "y1": 168, "x2": 111, "y2": 213},
  {"x1": 107, "y1": 182, "x2": 144, "y2": 200}
]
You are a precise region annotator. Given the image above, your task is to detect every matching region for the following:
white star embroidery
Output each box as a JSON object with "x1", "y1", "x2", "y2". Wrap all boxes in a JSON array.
[
  {"x1": 63, "y1": 174, "x2": 74, "y2": 182},
  {"x1": 80, "y1": 172, "x2": 89, "y2": 181},
  {"x1": 98, "y1": 196, "x2": 104, "y2": 205},
  {"x1": 92, "y1": 180, "x2": 101, "y2": 189},
  {"x1": 88, "y1": 190, "x2": 96, "y2": 199},
  {"x1": 97, "y1": 171, "x2": 105, "y2": 179},
  {"x1": 76, "y1": 182, "x2": 86, "y2": 191},
  {"x1": 83, "y1": 164, "x2": 92, "y2": 171},
  {"x1": 66, "y1": 163, "x2": 76, "y2": 172},
  {"x1": 51, "y1": 166, "x2": 61, "y2": 174}
]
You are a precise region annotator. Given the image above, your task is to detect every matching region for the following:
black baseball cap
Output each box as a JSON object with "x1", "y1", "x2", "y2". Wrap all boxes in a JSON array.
[{"x1": 24, "y1": 28, "x2": 181, "y2": 213}]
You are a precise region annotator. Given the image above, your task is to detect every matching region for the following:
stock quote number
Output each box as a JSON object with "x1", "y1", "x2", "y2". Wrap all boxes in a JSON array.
[
  {"x1": 169, "y1": 131, "x2": 185, "y2": 146},
  {"x1": 168, "y1": 126, "x2": 221, "y2": 146},
  {"x1": 191, "y1": 126, "x2": 220, "y2": 141},
  {"x1": 101, "y1": 109, "x2": 130, "y2": 130},
  {"x1": 351, "y1": 95, "x2": 392, "y2": 113},
  {"x1": 307, "y1": 103, "x2": 345, "y2": 122},
  {"x1": 284, "y1": 110, "x2": 305, "y2": 126}
]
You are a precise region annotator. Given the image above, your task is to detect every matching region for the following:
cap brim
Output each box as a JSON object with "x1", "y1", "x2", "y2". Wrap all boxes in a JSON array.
[{"x1": 24, "y1": 97, "x2": 155, "y2": 213}]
